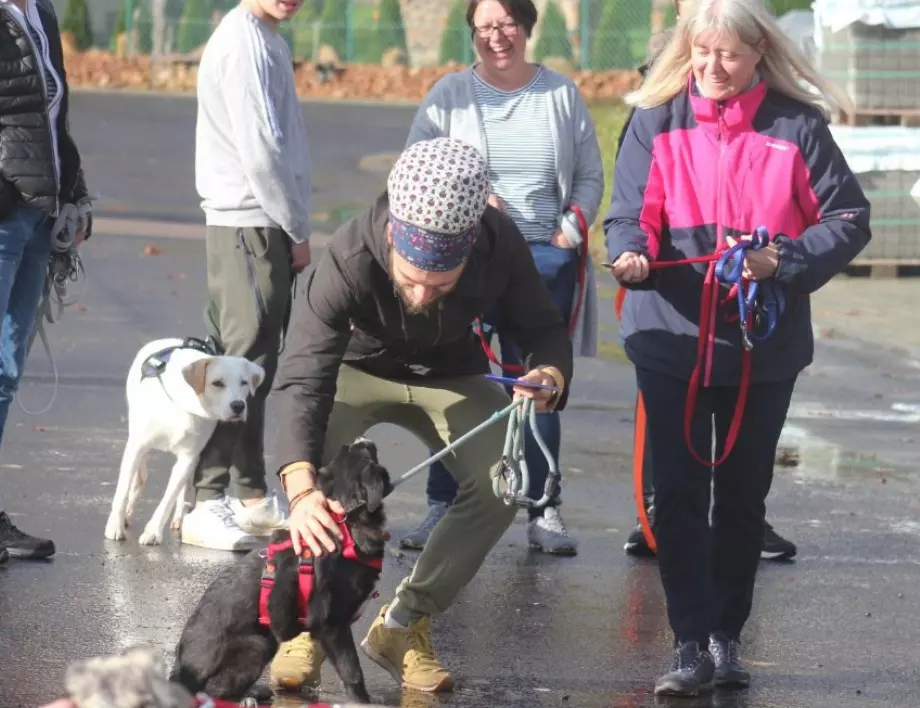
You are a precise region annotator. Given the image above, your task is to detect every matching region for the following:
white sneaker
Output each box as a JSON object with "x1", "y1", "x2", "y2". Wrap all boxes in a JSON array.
[
  {"x1": 228, "y1": 493, "x2": 289, "y2": 536},
  {"x1": 527, "y1": 506, "x2": 579, "y2": 556},
  {"x1": 180, "y1": 498, "x2": 262, "y2": 551}
]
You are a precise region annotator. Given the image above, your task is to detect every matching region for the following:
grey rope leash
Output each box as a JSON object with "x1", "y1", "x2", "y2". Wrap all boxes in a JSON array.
[
  {"x1": 16, "y1": 200, "x2": 93, "y2": 416},
  {"x1": 494, "y1": 396, "x2": 560, "y2": 509},
  {"x1": 386, "y1": 392, "x2": 558, "y2": 510}
]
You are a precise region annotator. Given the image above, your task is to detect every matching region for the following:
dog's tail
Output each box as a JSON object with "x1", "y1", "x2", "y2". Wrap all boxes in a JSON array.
[{"x1": 267, "y1": 553, "x2": 305, "y2": 643}]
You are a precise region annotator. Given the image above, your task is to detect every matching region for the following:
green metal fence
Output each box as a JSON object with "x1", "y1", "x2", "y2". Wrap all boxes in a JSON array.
[
  {"x1": 63, "y1": 0, "x2": 920, "y2": 91},
  {"x1": 69, "y1": 0, "x2": 670, "y2": 70}
]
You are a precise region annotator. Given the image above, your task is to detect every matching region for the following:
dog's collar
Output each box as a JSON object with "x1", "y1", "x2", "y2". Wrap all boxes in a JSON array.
[{"x1": 139, "y1": 336, "x2": 221, "y2": 380}]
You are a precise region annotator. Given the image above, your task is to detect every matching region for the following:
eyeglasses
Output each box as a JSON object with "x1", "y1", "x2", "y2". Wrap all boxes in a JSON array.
[{"x1": 472, "y1": 20, "x2": 519, "y2": 39}]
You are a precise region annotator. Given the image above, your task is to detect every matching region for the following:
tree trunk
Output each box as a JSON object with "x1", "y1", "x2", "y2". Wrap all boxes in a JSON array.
[{"x1": 151, "y1": 0, "x2": 167, "y2": 58}]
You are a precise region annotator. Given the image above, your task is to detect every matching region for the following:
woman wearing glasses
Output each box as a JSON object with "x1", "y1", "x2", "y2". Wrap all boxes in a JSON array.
[{"x1": 401, "y1": 0, "x2": 603, "y2": 556}]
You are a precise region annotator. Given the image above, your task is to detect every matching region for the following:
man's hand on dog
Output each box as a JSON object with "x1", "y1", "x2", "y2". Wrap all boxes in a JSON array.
[{"x1": 290, "y1": 489, "x2": 346, "y2": 556}]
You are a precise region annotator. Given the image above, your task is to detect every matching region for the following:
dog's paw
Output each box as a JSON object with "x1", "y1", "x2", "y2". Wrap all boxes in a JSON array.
[
  {"x1": 104, "y1": 518, "x2": 127, "y2": 541},
  {"x1": 138, "y1": 527, "x2": 163, "y2": 546}
]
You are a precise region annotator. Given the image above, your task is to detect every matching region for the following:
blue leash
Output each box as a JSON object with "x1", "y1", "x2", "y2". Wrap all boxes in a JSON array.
[{"x1": 713, "y1": 225, "x2": 786, "y2": 350}]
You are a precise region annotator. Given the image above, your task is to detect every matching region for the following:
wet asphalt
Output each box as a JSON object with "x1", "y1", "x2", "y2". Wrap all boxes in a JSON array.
[{"x1": 0, "y1": 92, "x2": 918, "y2": 708}]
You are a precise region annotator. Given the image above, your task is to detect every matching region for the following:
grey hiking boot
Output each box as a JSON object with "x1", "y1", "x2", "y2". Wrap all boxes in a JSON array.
[
  {"x1": 709, "y1": 632, "x2": 751, "y2": 687},
  {"x1": 527, "y1": 506, "x2": 578, "y2": 555},
  {"x1": 655, "y1": 641, "x2": 715, "y2": 697},
  {"x1": 399, "y1": 501, "x2": 450, "y2": 550}
]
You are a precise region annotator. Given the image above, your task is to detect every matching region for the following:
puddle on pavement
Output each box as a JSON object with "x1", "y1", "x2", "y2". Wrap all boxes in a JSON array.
[{"x1": 776, "y1": 424, "x2": 911, "y2": 484}]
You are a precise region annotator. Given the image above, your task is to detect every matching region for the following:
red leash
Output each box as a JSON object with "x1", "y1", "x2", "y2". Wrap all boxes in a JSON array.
[
  {"x1": 613, "y1": 247, "x2": 753, "y2": 468},
  {"x1": 476, "y1": 205, "x2": 591, "y2": 374}
]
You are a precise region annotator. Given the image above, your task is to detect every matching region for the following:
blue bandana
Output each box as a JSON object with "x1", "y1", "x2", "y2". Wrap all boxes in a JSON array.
[{"x1": 389, "y1": 216, "x2": 475, "y2": 272}]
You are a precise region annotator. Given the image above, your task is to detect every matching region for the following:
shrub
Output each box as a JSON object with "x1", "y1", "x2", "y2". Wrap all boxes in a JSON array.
[
  {"x1": 535, "y1": 0, "x2": 572, "y2": 62},
  {"x1": 439, "y1": 0, "x2": 470, "y2": 65},
  {"x1": 377, "y1": 0, "x2": 408, "y2": 55},
  {"x1": 61, "y1": 0, "x2": 93, "y2": 50}
]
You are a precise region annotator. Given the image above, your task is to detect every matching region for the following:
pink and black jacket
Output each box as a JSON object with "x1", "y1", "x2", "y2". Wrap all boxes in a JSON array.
[{"x1": 604, "y1": 78, "x2": 871, "y2": 385}]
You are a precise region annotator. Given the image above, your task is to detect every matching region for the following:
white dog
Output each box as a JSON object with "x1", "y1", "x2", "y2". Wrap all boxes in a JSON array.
[{"x1": 104, "y1": 337, "x2": 265, "y2": 546}]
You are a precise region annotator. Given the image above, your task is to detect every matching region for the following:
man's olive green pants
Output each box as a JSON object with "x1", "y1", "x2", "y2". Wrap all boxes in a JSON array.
[
  {"x1": 322, "y1": 363, "x2": 518, "y2": 624},
  {"x1": 194, "y1": 225, "x2": 292, "y2": 502}
]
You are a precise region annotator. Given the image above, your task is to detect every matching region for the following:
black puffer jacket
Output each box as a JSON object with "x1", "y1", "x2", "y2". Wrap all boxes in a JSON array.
[{"x1": 0, "y1": 0, "x2": 88, "y2": 220}]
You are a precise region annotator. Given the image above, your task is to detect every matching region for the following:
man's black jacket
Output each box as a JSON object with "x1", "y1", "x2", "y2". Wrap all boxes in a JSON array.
[
  {"x1": 0, "y1": 0, "x2": 88, "y2": 220},
  {"x1": 272, "y1": 191, "x2": 574, "y2": 472}
]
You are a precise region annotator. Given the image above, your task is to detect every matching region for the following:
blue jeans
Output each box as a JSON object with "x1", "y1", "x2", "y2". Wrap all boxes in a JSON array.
[
  {"x1": 427, "y1": 242, "x2": 579, "y2": 519},
  {"x1": 0, "y1": 206, "x2": 53, "y2": 446}
]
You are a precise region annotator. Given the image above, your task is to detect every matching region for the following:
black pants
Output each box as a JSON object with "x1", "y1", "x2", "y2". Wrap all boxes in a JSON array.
[{"x1": 635, "y1": 368, "x2": 795, "y2": 646}]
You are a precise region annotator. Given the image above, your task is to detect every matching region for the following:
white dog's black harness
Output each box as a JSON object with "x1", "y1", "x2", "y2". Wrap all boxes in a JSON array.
[{"x1": 140, "y1": 336, "x2": 221, "y2": 381}]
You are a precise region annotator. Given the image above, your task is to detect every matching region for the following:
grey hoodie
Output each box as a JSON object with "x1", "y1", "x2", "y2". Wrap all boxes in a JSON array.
[{"x1": 194, "y1": 5, "x2": 311, "y2": 243}]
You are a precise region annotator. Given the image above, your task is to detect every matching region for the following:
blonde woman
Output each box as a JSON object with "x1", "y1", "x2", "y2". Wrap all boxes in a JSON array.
[
  {"x1": 604, "y1": 0, "x2": 869, "y2": 696},
  {"x1": 619, "y1": 0, "x2": 798, "y2": 565}
]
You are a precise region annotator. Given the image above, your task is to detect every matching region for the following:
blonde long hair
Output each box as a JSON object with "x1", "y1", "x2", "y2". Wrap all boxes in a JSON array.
[{"x1": 626, "y1": 0, "x2": 854, "y2": 119}]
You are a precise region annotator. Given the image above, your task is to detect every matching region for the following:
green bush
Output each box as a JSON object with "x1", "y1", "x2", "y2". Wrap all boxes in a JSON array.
[
  {"x1": 135, "y1": 0, "x2": 153, "y2": 55},
  {"x1": 108, "y1": 0, "x2": 125, "y2": 53},
  {"x1": 176, "y1": 0, "x2": 214, "y2": 54},
  {"x1": 439, "y1": 0, "x2": 470, "y2": 65},
  {"x1": 590, "y1": 0, "x2": 650, "y2": 70},
  {"x1": 377, "y1": 0, "x2": 408, "y2": 55},
  {"x1": 61, "y1": 0, "x2": 93, "y2": 50},
  {"x1": 534, "y1": 0, "x2": 572, "y2": 62},
  {"x1": 769, "y1": 0, "x2": 815, "y2": 14},
  {"x1": 318, "y1": 0, "x2": 348, "y2": 59}
]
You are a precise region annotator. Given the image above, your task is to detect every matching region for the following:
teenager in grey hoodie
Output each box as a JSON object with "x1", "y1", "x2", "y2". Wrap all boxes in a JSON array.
[{"x1": 185, "y1": 0, "x2": 311, "y2": 553}]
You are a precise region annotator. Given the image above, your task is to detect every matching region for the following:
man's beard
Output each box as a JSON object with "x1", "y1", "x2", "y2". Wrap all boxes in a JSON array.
[{"x1": 388, "y1": 248, "x2": 443, "y2": 316}]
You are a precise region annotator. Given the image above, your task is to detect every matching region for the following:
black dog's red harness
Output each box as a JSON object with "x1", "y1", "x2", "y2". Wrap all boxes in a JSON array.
[{"x1": 258, "y1": 513, "x2": 382, "y2": 627}]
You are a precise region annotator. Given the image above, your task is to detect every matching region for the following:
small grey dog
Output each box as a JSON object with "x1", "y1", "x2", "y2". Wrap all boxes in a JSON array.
[{"x1": 63, "y1": 646, "x2": 192, "y2": 708}]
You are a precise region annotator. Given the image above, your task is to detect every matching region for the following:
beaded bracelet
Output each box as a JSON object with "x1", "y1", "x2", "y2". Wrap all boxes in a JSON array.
[{"x1": 289, "y1": 487, "x2": 319, "y2": 512}]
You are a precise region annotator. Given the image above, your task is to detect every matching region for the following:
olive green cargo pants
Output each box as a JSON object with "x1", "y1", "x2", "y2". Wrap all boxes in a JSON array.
[{"x1": 323, "y1": 363, "x2": 517, "y2": 623}]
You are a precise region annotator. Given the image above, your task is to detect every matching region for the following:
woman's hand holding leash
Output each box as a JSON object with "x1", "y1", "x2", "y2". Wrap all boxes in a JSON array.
[
  {"x1": 610, "y1": 251, "x2": 651, "y2": 283},
  {"x1": 725, "y1": 235, "x2": 779, "y2": 280}
]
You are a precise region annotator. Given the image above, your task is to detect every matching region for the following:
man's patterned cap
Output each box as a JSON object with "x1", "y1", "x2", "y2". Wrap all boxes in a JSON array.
[{"x1": 387, "y1": 137, "x2": 491, "y2": 236}]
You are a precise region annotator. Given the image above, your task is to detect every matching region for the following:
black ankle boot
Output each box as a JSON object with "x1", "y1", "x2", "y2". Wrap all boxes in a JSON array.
[
  {"x1": 654, "y1": 641, "x2": 715, "y2": 696},
  {"x1": 709, "y1": 632, "x2": 751, "y2": 687}
]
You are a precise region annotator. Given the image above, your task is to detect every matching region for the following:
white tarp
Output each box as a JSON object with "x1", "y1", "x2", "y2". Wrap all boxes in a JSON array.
[
  {"x1": 813, "y1": 0, "x2": 920, "y2": 37},
  {"x1": 828, "y1": 125, "x2": 920, "y2": 173},
  {"x1": 776, "y1": 10, "x2": 817, "y2": 62}
]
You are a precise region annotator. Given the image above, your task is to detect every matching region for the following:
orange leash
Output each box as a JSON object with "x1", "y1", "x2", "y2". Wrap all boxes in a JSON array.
[
  {"x1": 631, "y1": 391, "x2": 656, "y2": 552},
  {"x1": 617, "y1": 287, "x2": 656, "y2": 551}
]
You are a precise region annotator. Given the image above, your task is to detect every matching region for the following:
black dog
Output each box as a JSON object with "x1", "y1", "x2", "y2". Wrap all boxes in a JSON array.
[{"x1": 170, "y1": 438, "x2": 392, "y2": 704}]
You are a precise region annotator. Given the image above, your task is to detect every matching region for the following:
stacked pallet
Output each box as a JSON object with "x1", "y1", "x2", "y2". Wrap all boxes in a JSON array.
[{"x1": 815, "y1": 1, "x2": 920, "y2": 274}]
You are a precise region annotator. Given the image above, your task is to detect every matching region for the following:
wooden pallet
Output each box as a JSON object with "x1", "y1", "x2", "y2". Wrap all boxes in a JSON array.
[
  {"x1": 844, "y1": 259, "x2": 920, "y2": 278},
  {"x1": 836, "y1": 108, "x2": 920, "y2": 127}
]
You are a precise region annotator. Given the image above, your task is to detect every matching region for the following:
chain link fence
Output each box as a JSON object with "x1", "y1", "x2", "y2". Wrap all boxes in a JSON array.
[{"x1": 62, "y1": 0, "x2": 672, "y2": 70}]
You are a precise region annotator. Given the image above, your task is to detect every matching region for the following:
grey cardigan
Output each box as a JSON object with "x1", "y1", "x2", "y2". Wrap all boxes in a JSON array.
[{"x1": 405, "y1": 65, "x2": 604, "y2": 358}]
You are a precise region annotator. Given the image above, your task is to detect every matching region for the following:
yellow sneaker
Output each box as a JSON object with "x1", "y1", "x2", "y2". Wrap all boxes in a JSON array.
[
  {"x1": 270, "y1": 632, "x2": 325, "y2": 692},
  {"x1": 360, "y1": 604, "x2": 455, "y2": 692}
]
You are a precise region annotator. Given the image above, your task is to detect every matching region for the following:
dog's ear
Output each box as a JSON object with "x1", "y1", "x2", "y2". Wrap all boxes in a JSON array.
[
  {"x1": 248, "y1": 361, "x2": 266, "y2": 392},
  {"x1": 361, "y1": 462, "x2": 388, "y2": 513},
  {"x1": 181, "y1": 358, "x2": 211, "y2": 397}
]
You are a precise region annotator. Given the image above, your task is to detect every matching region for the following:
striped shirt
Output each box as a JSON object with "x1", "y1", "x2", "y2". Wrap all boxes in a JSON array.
[{"x1": 472, "y1": 67, "x2": 560, "y2": 243}]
